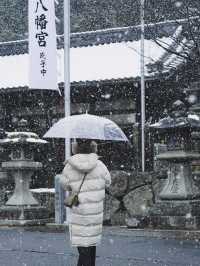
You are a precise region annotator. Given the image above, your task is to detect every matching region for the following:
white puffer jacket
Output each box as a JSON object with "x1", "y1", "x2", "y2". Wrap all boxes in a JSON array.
[{"x1": 60, "y1": 153, "x2": 111, "y2": 247}]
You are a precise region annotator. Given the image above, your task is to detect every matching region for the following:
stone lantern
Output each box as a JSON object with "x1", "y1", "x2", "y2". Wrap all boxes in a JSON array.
[
  {"x1": 0, "y1": 119, "x2": 49, "y2": 225},
  {"x1": 150, "y1": 100, "x2": 200, "y2": 229}
]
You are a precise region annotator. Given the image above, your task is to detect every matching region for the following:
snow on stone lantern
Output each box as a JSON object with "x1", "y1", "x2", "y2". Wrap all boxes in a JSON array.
[
  {"x1": 149, "y1": 100, "x2": 200, "y2": 229},
  {"x1": 0, "y1": 119, "x2": 49, "y2": 225}
]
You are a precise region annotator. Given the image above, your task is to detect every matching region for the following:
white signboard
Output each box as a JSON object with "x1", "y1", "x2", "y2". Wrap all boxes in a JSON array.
[{"x1": 29, "y1": 0, "x2": 58, "y2": 91}]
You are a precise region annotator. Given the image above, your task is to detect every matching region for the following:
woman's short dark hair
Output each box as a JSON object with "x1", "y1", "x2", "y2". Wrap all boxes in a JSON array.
[{"x1": 73, "y1": 139, "x2": 97, "y2": 154}]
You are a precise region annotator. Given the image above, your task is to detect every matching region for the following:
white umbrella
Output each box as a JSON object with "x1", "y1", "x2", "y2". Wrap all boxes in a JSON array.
[{"x1": 44, "y1": 114, "x2": 128, "y2": 141}]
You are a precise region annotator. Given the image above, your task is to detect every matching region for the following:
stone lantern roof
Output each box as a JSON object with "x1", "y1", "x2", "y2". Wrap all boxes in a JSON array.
[
  {"x1": 150, "y1": 115, "x2": 200, "y2": 130},
  {"x1": 150, "y1": 100, "x2": 200, "y2": 130},
  {"x1": 0, "y1": 119, "x2": 47, "y2": 146},
  {"x1": 0, "y1": 132, "x2": 47, "y2": 145}
]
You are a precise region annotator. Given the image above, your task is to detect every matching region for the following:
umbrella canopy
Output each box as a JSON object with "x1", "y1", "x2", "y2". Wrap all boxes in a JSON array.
[{"x1": 43, "y1": 114, "x2": 129, "y2": 141}]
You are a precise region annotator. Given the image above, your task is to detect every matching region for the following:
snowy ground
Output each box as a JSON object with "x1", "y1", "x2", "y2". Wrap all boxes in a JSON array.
[{"x1": 0, "y1": 227, "x2": 199, "y2": 265}]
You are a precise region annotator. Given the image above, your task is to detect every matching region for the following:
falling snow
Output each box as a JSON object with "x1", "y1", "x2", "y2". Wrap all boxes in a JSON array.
[{"x1": 0, "y1": 0, "x2": 199, "y2": 265}]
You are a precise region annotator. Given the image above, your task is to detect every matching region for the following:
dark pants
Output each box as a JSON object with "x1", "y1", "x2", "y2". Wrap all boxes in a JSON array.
[{"x1": 77, "y1": 246, "x2": 96, "y2": 266}]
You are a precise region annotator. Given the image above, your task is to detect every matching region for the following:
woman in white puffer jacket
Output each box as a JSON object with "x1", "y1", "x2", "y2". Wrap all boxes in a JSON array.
[{"x1": 60, "y1": 139, "x2": 111, "y2": 266}]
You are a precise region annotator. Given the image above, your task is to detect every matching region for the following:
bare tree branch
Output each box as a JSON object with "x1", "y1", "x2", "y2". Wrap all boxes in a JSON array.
[{"x1": 145, "y1": 24, "x2": 194, "y2": 62}]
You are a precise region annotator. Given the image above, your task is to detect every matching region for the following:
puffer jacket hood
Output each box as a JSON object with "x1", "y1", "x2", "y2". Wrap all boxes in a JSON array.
[{"x1": 68, "y1": 153, "x2": 99, "y2": 173}]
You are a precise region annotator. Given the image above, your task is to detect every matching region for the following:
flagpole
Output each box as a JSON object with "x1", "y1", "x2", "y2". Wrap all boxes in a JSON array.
[
  {"x1": 140, "y1": 0, "x2": 145, "y2": 172},
  {"x1": 64, "y1": 0, "x2": 70, "y2": 223},
  {"x1": 64, "y1": 0, "x2": 70, "y2": 159}
]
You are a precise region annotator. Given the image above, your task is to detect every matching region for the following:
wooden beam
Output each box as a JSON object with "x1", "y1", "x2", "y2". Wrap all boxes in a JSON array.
[{"x1": 95, "y1": 99, "x2": 136, "y2": 112}]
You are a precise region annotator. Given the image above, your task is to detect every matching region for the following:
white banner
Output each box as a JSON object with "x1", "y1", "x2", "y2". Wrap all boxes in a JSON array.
[{"x1": 29, "y1": 0, "x2": 58, "y2": 91}]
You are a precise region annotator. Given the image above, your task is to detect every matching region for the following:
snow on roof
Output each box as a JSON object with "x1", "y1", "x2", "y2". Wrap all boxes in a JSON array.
[
  {"x1": 0, "y1": 38, "x2": 171, "y2": 89},
  {"x1": 7, "y1": 132, "x2": 38, "y2": 137}
]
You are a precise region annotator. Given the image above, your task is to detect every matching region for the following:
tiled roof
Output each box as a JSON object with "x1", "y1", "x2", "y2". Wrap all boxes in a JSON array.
[{"x1": 0, "y1": 20, "x2": 179, "y2": 56}]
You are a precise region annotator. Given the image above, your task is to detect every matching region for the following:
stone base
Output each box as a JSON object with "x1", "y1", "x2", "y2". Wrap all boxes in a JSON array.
[
  {"x1": 0, "y1": 206, "x2": 50, "y2": 226},
  {"x1": 149, "y1": 200, "x2": 200, "y2": 229}
]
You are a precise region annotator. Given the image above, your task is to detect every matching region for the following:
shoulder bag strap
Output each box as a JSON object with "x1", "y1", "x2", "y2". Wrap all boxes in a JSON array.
[{"x1": 77, "y1": 172, "x2": 87, "y2": 195}]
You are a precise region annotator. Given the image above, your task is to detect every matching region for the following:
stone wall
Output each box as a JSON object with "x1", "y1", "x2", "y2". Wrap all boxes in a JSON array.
[{"x1": 103, "y1": 170, "x2": 167, "y2": 227}]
